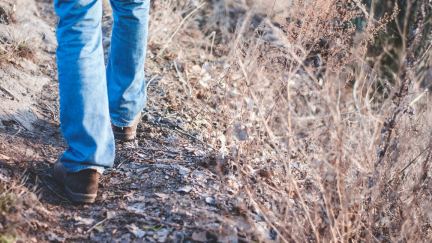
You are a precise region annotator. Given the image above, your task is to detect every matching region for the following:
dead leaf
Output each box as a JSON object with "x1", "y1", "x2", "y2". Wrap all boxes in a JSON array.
[
  {"x1": 126, "y1": 224, "x2": 145, "y2": 238},
  {"x1": 47, "y1": 232, "x2": 65, "y2": 242},
  {"x1": 126, "y1": 203, "x2": 146, "y2": 214},
  {"x1": 94, "y1": 224, "x2": 105, "y2": 233},
  {"x1": 258, "y1": 168, "x2": 272, "y2": 179},
  {"x1": 106, "y1": 211, "x2": 116, "y2": 219},
  {"x1": 173, "y1": 164, "x2": 191, "y2": 176},
  {"x1": 192, "y1": 231, "x2": 208, "y2": 242},
  {"x1": 157, "y1": 228, "x2": 169, "y2": 242},
  {"x1": 74, "y1": 216, "x2": 95, "y2": 226}
]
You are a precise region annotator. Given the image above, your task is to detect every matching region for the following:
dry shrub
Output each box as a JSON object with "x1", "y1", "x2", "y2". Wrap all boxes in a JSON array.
[
  {"x1": 0, "y1": 179, "x2": 35, "y2": 242},
  {"x1": 148, "y1": 0, "x2": 431, "y2": 241},
  {"x1": 0, "y1": 37, "x2": 34, "y2": 65},
  {"x1": 0, "y1": 167, "x2": 54, "y2": 242}
]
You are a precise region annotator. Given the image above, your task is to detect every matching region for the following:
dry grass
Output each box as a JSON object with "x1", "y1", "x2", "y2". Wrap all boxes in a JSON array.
[
  {"x1": 0, "y1": 182, "x2": 18, "y2": 243},
  {"x1": 0, "y1": 0, "x2": 430, "y2": 241},
  {"x1": 0, "y1": 4, "x2": 34, "y2": 65},
  {"x1": 148, "y1": 0, "x2": 432, "y2": 241},
  {"x1": 0, "y1": 177, "x2": 40, "y2": 243},
  {"x1": 0, "y1": 37, "x2": 34, "y2": 64}
]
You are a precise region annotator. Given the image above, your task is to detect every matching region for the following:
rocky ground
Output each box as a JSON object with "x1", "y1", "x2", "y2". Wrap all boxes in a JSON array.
[{"x1": 0, "y1": 0, "x2": 255, "y2": 242}]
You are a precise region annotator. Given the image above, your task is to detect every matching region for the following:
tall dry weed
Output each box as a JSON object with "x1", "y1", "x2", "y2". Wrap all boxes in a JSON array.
[{"x1": 147, "y1": 0, "x2": 431, "y2": 241}]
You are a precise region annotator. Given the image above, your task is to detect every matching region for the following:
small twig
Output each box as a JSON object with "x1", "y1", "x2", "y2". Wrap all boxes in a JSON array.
[
  {"x1": 145, "y1": 111, "x2": 215, "y2": 150},
  {"x1": 352, "y1": 0, "x2": 370, "y2": 19},
  {"x1": 409, "y1": 89, "x2": 428, "y2": 107},
  {"x1": 86, "y1": 217, "x2": 108, "y2": 234},
  {"x1": 145, "y1": 75, "x2": 161, "y2": 90},
  {"x1": 174, "y1": 61, "x2": 192, "y2": 96},
  {"x1": 172, "y1": 126, "x2": 213, "y2": 150},
  {"x1": 116, "y1": 157, "x2": 129, "y2": 169},
  {"x1": 375, "y1": 76, "x2": 410, "y2": 168},
  {"x1": 11, "y1": 125, "x2": 22, "y2": 136},
  {"x1": 140, "y1": 215, "x2": 184, "y2": 229},
  {"x1": 86, "y1": 217, "x2": 110, "y2": 234},
  {"x1": 0, "y1": 85, "x2": 18, "y2": 101},
  {"x1": 209, "y1": 31, "x2": 216, "y2": 56},
  {"x1": 387, "y1": 147, "x2": 429, "y2": 184},
  {"x1": 0, "y1": 153, "x2": 10, "y2": 161}
]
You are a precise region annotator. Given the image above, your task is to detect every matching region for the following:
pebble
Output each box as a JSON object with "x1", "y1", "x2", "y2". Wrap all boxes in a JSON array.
[
  {"x1": 177, "y1": 185, "x2": 193, "y2": 193},
  {"x1": 205, "y1": 196, "x2": 216, "y2": 206}
]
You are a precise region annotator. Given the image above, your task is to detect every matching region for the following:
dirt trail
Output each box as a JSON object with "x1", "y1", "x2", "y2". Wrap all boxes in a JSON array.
[{"x1": 0, "y1": 1, "x2": 247, "y2": 242}]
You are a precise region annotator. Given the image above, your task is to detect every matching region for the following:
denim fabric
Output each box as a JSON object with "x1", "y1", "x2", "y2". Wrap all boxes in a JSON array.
[{"x1": 54, "y1": 0, "x2": 150, "y2": 173}]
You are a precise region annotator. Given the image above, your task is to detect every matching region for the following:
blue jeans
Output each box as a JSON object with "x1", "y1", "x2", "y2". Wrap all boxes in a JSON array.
[{"x1": 54, "y1": 0, "x2": 150, "y2": 173}]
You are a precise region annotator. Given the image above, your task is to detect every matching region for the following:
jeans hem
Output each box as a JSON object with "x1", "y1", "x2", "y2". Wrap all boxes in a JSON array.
[
  {"x1": 60, "y1": 162, "x2": 106, "y2": 174},
  {"x1": 111, "y1": 118, "x2": 134, "y2": 127},
  {"x1": 111, "y1": 110, "x2": 143, "y2": 127}
]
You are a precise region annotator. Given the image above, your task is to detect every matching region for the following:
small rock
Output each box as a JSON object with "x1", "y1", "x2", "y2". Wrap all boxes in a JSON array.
[
  {"x1": 176, "y1": 185, "x2": 193, "y2": 193},
  {"x1": 155, "y1": 193, "x2": 169, "y2": 200},
  {"x1": 234, "y1": 123, "x2": 249, "y2": 141},
  {"x1": 205, "y1": 196, "x2": 216, "y2": 206}
]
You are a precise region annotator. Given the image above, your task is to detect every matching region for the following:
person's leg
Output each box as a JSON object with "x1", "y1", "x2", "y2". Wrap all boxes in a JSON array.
[
  {"x1": 107, "y1": 0, "x2": 150, "y2": 128},
  {"x1": 55, "y1": 0, "x2": 115, "y2": 174}
]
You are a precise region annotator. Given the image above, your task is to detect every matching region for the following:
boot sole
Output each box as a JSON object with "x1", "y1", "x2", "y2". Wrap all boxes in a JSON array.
[{"x1": 65, "y1": 185, "x2": 97, "y2": 204}]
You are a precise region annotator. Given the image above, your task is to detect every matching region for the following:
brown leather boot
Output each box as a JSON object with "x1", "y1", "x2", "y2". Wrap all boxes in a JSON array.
[
  {"x1": 112, "y1": 113, "x2": 141, "y2": 142},
  {"x1": 53, "y1": 162, "x2": 100, "y2": 204}
]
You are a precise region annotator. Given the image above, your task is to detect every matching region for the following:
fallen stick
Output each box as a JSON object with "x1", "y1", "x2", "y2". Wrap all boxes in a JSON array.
[{"x1": 0, "y1": 153, "x2": 10, "y2": 161}]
